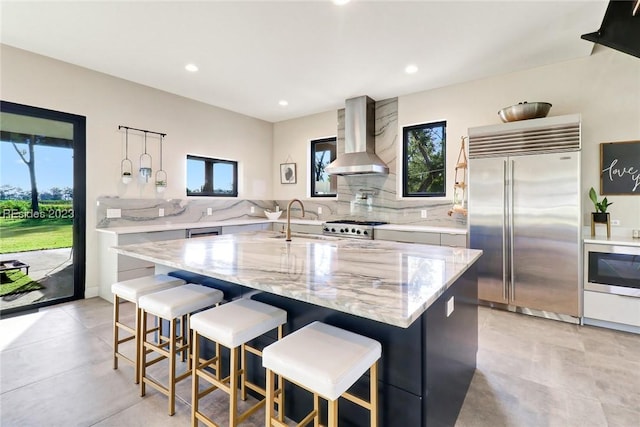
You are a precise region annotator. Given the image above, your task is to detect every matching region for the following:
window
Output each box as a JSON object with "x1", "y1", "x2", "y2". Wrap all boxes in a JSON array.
[
  {"x1": 186, "y1": 155, "x2": 237, "y2": 197},
  {"x1": 310, "y1": 137, "x2": 337, "y2": 197},
  {"x1": 403, "y1": 121, "x2": 446, "y2": 197}
]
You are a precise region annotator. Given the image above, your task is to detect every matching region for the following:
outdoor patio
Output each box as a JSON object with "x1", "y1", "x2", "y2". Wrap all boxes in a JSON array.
[{"x1": 0, "y1": 247, "x2": 74, "y2": 312}]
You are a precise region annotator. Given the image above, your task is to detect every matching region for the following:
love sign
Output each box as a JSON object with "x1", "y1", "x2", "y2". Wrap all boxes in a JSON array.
[{"x1": 600, "y1": 140, "x2": 640, "y2": 195}]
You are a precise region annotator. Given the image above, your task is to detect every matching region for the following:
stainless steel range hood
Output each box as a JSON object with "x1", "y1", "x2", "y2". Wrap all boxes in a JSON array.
[{"x1": 325, "y1": 96, "x2": 389, "y2": 175}]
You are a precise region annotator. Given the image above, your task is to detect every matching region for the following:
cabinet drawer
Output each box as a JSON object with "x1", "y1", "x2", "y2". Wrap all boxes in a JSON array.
[
  {"x1": 440, "y1": 233, "x2": 467, "y2": 248},
  {"x1": 221, "y1": 223, "x2": 269, "y2": 234},
  {"x1": 117, "y1": 266, "x2": 155, "y2": 282},
  {"x1": 584, "y1": 291, "x2": 640, "y2": 327},
  {"x1": 118, "y1": 229, "x2": 185, "y2": 245},
  {"x1": 375, "y1": 229, "x2": 440, "y2": 245}
]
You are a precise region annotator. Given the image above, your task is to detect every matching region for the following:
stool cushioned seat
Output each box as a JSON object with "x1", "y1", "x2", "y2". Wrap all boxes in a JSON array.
[
  {"x1": 191, "y1": 298, "x2": 287, "y2": 348},
  {"x1": 263, "y1": 321, "x2": 381, "y2": 401},
  {"x1": 138, "y1": 284, "x2": 223, "y2": 319},
  {"x1": 111, "y1": 274, "x2": 185, "y2": 302}
]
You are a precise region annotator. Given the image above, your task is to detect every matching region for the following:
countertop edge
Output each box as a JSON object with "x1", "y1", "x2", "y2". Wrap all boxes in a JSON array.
[
  {"x1": 97, "y1": 219, "x2": 468, "y2": 235},
  {"x1": 111, "y1": 232, "x2": 482, "y2": 328}
]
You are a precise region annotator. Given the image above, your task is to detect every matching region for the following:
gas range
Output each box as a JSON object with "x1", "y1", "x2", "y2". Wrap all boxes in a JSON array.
[{"x1": 322, "y1": 220, "x2": 388, "y2": 240}]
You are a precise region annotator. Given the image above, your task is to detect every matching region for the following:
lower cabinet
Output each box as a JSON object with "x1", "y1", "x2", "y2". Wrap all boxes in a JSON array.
[
  {"x1": 270, "y1": 222, "x2": 323, "y2": 235},
  {"x1": 375, "y1": 229, "x2": 467, "y2": 248},
  {"x1": 584, "y1": 290, "x2": 640, "y2": 332},
  {"x1": 97, "y1": 229, "x2": 185, "y2": 301},
  {"x1": 221, "y1": 222, "x2": 270, "y2": 234}
]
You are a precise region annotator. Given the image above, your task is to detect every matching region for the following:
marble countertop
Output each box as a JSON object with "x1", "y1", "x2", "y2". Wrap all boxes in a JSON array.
[
  {"x1": 583, "y1": 234, "x2": 640, "y2": 247},
  {"x1": 96, "y1": 219, "x2": 467, "y2": 235},
  {"x1": 112, "y1": 230, "x2": 482, "y2": 328}
]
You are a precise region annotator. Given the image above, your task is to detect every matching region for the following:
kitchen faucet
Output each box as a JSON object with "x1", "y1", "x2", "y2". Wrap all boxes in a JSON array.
[{"x1": 285, "y1": 198, "x2": 305, "y2": 242}]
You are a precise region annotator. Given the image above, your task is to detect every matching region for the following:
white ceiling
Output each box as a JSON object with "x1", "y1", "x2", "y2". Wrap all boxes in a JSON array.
[{"x1": 0, "y1": 1, "x2": 607, "y2": 123}]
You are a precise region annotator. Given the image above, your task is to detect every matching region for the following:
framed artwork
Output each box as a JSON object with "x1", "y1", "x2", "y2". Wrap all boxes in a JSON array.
[
  {"x1": 599, "y1": 140, "x2": 640, "y2": 195},
  {"x1": 280, "y1": 163, "x2": 297, "y2": 184}
]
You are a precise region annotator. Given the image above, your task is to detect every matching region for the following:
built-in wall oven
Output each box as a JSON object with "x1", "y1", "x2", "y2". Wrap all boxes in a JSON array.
[{"x1": 584, "y1": 243, "x2": 640, "y2": 297}]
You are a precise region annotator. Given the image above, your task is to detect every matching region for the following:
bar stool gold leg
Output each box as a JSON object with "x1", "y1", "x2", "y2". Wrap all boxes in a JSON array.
[
  {"x1": 266, "y1": 368, "x2": 275, "y2": 427},
  {"x1": 277, "y1": 325, "x2": 285, "y2": 424},
  {"x1": 328, "y1": 398, "x2": 338, "y2": 427},
  {"x1": 313, "y1": 393, "x2": 320, "y2": 427},
  {"x1": 168, "y1": 318, "x2": 177, "y2": 416},
  {"x1": 134, "y1": 306, "x2": 143, "y2": 384},
  {"x1": 229, "y1": 346, "x2": 239, "y2": 427},
  {"x1": 113, "y1": 295, "x2": 120, "y2": 370},
  {"x1": 191, "y1": 329, "x2": 200, "y2": 427},
  {"x1": 371, "y1": 361, "x2": 378, "y2": 427},
  {"x1": 240, "y1": 343, "x2": 247, "y2": 401},
  {"x1": 140, "y1": 310, "x2": 148, "y2": 397}
]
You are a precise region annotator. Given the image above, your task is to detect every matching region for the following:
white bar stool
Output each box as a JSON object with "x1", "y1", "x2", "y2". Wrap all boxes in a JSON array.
[
  {"x1": 190, "y1": 298, "x2": 287, "y2": 427},
  {"x1": 138, "y1": 283, "x2": 224, "y2": 415},
  {"x1": 111, "y1": 274, "x2": 186, "y2": 383},
  {"x1": 263, "y1": 321, "x2": 381, "y2": 427}
]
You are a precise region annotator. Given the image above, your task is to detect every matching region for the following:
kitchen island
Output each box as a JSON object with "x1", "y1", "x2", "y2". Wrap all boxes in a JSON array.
[{"x1": 113, "y1": 230, "x2": 482, "y2": 426}]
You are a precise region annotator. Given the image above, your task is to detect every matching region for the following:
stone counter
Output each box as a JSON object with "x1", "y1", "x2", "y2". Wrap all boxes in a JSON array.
[{"x1": 112, "y1": 230, "x2": 481, "y2": 328}]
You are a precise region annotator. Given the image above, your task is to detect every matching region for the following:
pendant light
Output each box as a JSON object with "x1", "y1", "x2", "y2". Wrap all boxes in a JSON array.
[
  {"x1": 155, "y1": 134, "x2": 167, "y2": 192},
  {"x1": 121, "y1": 128, "x2": 133, "y2": 184},
  {"x1": 139, "y1": 131, "x2": 152, "y2": 183}
]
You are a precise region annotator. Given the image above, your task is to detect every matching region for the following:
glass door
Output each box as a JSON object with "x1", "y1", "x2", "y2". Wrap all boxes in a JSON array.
[{"x1": 0, "y1": 101, "x2": 85, "y2": 315}]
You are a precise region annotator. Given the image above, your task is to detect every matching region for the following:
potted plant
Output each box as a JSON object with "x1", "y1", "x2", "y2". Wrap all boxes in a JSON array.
[{"x1": 588, "y1": 187, "x2": 612, "y2": 223}]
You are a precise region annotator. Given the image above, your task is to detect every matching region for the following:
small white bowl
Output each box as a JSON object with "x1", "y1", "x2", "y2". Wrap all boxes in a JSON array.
[{"x1": 265, "y1": 210, "x2": 282, "y2": 220}]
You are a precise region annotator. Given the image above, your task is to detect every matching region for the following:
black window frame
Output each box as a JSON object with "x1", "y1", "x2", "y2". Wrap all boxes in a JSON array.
[
  {"x1": 186, "y1": 154, "x2": 238, "y2": 197},
  {"x1": 310, "y1": 136, "x2": 337, "y2": 197},
  {"x1": 402, "y1": 121, "x2": 447, "y2": 198}
]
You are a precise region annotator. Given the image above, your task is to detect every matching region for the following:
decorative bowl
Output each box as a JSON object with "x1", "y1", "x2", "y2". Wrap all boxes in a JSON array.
[
  {"x1": 265, "y1": 210, "x2": 282, "y2": 220},
  {"x1": 498, "y1": 102, "x2": 552, "y2": 123}
]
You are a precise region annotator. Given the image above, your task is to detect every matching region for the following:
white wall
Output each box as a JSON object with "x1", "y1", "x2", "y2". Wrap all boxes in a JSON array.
[
  {"x1": 400, "y1": 45, "x2": 640, "y2": 230},
  {"x1": 2, "y1": 43, "x2": 638, "y2": 298},
  {"x1": 1, "y1": 45, "x2": 273, "y2": 297},
  {"x1": 274, "y1": 46, "x2": 640, "y2": 230},
  {"x1": 272, "y1": 110, "x2": 337, "y2": 200}
]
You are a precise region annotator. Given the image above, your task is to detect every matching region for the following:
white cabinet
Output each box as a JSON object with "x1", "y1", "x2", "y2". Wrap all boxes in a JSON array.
[
  {"x1": 270, "y1": 222, "x2": 323, "y2": 235},
  {"x1": 221, "y1": 222, "x2": 270, "y2": 234},
  {"x1": 375, "y1": 229, "x2": 467, "y2": 248},
  {"x1": 584, "y1": 290, "x2": 640, "y2": 331},
  {"x1": 97, "y1": 229, "x2": 185, "y2": 301}
]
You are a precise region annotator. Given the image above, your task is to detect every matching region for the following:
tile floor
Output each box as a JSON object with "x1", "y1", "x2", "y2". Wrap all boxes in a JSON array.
[{"x1": 0, "y1": 297, "x2": 639, "y2": 427}]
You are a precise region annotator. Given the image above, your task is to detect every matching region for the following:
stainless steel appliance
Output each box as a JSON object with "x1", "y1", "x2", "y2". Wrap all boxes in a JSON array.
[
  {"x1": 322, "y1": 220, "x2": 388, "y2": 239},
  {"x1": 185, "y1": 226, "x2": 222, "y2": 238},
  {"x1": 325, "y1": 95, "x2": 389, "y2": 176},
  {"x1": 468, "y1": 114, "x2": 582, "y2": 321},
  {"x1": 584, "y1": 243, "x2": 640, "y2": 297}
]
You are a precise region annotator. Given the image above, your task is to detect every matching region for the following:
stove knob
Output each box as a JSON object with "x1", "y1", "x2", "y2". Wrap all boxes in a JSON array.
[
  {"x1": 363, "y1": 230, "x2": 369, "y2": 235},
  {"x1": 340, "y1": 228, "x2": 345, "y2": 233},
  {"x1": 356, "y1": 230, "x2": 361, "y2": 234},
  {"x1": 331, "y1": 228, "x2": 336, "y2": 232},
  {"x1": 351, "y1": 228, "x2": 356, "y2": 233},
  {"x1": 323, "y1": 227, "x2": 329, "y2": 232}
]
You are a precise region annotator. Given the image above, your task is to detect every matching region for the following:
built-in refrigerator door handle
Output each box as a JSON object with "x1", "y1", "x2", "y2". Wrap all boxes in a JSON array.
[
  {"x1": 502, "y1": 160, "x2": 508, "y2": 301},
  {"x1": 509, "y1": 159, "x2": 516, "y2": 301}
]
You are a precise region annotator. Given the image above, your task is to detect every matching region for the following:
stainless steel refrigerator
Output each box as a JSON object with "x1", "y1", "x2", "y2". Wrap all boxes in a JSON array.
[{"x1": 468, "y1": 114, "x2": 582, "y2": 321}]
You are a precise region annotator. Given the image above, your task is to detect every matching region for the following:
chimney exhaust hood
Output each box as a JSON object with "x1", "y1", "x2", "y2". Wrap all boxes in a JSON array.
[
  {"x1": 325, "y1": 96, "x2": 389, "y2": 175},
  {"x1": 581, "y1": 0, "x2": 640, "y2": 59}
]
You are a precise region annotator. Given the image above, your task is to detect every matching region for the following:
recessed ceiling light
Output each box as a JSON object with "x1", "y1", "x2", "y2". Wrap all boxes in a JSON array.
[
  {"x1": 333, "y1": 0, "x2": 351, "y2": 5},
  {"x1": 278, "y1": 100, "x2": 289, "y2": 107},
  {"x1": 185, "y1": 63, "x2": 199, "y2": 72},
  {"x1": 405, "y1": 64, "x2": 418, "y2": 74}
]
